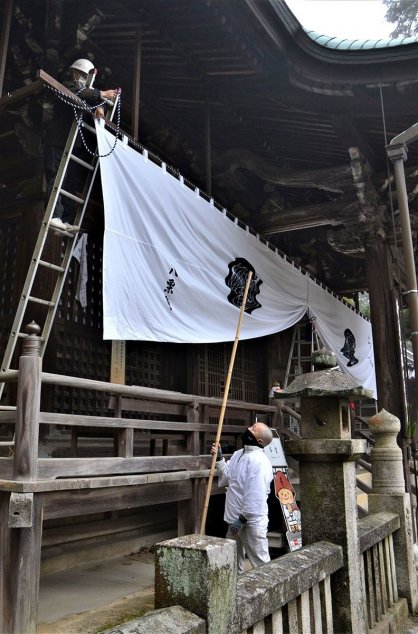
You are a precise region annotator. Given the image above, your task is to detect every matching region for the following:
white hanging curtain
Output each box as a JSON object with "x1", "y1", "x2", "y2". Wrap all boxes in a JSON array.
[
  {"x1": 307, "y1": 279, "x2": 376, "y2": 395},
  {"x1": 97, "y1": 123, "x2": 377, "y2": 397}
]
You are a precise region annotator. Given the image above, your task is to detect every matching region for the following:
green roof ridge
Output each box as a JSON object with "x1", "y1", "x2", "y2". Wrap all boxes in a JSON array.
[{"x1": 305, "y1": 28, "x2": 418, "y2": 50}]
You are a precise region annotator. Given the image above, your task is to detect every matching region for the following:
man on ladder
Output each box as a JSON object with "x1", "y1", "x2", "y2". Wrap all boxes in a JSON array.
[
  {"x1": 0, "y1": 61, "x2": 120, "y2": 393},
  {"x1": 44, "y1": 58, "x2": 118, "y2": 233}
]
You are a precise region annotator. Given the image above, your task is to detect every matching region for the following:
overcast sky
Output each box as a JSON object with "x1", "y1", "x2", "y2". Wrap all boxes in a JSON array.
[{"x1": 285, "y1": 1, "x2": 394, "y2": 40}]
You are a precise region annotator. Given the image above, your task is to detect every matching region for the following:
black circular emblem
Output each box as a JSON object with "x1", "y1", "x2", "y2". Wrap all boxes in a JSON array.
[{"x1": 225, "y1": 258, "x2": 263, "y2": 314}]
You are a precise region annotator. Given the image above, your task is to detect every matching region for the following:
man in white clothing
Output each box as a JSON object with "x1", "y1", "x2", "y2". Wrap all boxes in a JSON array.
[{"x1": 211, "y1": 422, "x2": 273, "y2": 574}]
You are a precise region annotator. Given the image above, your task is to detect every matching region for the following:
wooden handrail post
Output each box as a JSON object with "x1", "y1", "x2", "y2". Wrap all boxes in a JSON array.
[
  {"x1": 6, "y1": 322, "x2": 44, "y2": 634},
  {"x1": 13, "y1": 321, "x2": 42, "y2": 481},
  {"x1": 178, "y1": 400, "x2": 202, "y2": 534}
]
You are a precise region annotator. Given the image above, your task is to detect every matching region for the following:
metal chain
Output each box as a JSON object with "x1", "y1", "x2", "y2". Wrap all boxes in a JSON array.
[{"x1": 45, "y1": 83, "x2": 121, "y2": 157}]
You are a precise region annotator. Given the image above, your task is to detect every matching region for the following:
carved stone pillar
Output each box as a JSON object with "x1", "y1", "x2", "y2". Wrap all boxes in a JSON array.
[{"x1": 368, "y1": 409, "x2": 418, "y2": 612}]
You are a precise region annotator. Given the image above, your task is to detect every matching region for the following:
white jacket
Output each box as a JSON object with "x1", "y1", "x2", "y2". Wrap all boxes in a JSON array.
[{"x1": 216, "y1": 445, "x2": 273, "y2": 526}]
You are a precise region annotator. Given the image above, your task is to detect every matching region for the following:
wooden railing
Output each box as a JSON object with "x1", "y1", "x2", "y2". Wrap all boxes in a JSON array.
[
  {"x1": 0, "y1": 367, "x2": 279, "y2": 480},
  {"x1": 0, "y1": 330, "x2": 280, "y2": 634}
]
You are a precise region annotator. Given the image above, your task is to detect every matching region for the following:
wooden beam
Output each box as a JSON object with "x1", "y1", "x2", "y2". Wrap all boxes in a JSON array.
[
  {"x1": 213, "y1": 148, "x2": 354, "y2": 194},
  {"x1": 0, "y1": 455, "x2": 211, "y2": 480},
  {"x1": 41, "y1": 480, "x2": 192, "y2": 519},
  {"x1": 36, "y1": 411, "x2": 257, "y2": 432},
  {"x1": 0, "y1": 78, "x2": 42, "y2": 110},
  {"x1": 0, "y1": 469, "x2": 211, "y2": 493},
  {"x1": 37, "y1": 69, "x2": 91, "y2": 106},
  {"x1": 349, "y1": 147, "x2": 384, "y2": 224},
  {"x1": 331, "y1": 114, "x2": 376, "y2": 169},
  {"x1": 39, "y1": 372, "x2": 278, "y2": 412},
  {"x1": 256, "y1": 200, "x2": 359, "y2": 235}
]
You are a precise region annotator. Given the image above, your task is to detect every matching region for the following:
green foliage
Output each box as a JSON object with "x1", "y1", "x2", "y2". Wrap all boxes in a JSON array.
[
  {"x1": 341, "y1": 293, "x2": 370, "y2": 318},
  {"x1": 383, "y1": 0, "x2": 418, "y2": 38},
  {"x1": 358, "y1": 295, "x2": 370, "y2": 319}
]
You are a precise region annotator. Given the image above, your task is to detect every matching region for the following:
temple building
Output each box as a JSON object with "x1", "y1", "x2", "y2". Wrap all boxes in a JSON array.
[{"x1": 0, "y1": 1, "x2": 418, "y2": 631}]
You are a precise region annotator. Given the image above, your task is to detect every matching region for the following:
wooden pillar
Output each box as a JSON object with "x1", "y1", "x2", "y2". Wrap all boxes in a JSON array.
[
  {"x1": 0, "y1": 0, "x2": 13, "y2": 97},
  {"x1": 0, "y1": 492, "x2": 12, "y2": 633},
  {"x1": 178, "y1": 478, "x2": 207, "y2": 536},
  {"x1": 14, "y1": 322, "x2": 42, "y2": 480},
  {"x1": 186, "y1": 399, "x2": 200, "y2": 456},
  {"x1": 365, "y1": 236, "x2": 406, "y2": 419},
  {"x1": 7, "y1": 322, "x2": 43, "y2": 634},
  {"x1": 110, "y1": 24, "x2": 141, "y2": 391},
  {"x1": 365, "y1": 236, "x2": 409, "y2": 485},
  {"x1": 9, "y1": 496, "x2": 43, "y2": 634},
  {"x1": 205, "y1": 97, "x2": 212, "y2": 196},
  {"x1": 178, "y1": 400, "x2": 202, "y2": 534},
  {"x1": 116, "y1": 395, "x2": 133, "y2": 457},
  {"x1": 131, "y1": 27, "x2": 142, "y2": 140}
]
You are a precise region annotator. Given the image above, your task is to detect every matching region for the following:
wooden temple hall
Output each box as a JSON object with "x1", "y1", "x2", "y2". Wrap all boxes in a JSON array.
[{"x1": 2, "y1": 0, "x2": 418, "y2": 632}]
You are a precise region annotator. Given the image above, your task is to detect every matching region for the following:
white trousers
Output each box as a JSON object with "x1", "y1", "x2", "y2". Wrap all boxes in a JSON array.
[{"x1": 226, "y1": 522, "x2": 270, "y2": 575}]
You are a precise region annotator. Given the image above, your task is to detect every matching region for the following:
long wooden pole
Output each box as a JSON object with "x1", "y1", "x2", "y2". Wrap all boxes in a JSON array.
[{"x1": 199, "y1": 271, "x2": 253, "y2": 535}]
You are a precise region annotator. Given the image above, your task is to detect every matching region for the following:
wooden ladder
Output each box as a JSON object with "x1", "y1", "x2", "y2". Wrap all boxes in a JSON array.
[
  {"x1": 283, "y1": 317, "x2": 319, "y2": 388},
  {"x1": 0, "y1": 74, "x2": 119, "y2": 400}
]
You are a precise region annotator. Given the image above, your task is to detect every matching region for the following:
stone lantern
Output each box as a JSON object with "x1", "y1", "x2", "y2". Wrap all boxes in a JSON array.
[{"x1": 275, "y1": 349, "x2": 373, "y2": 633}]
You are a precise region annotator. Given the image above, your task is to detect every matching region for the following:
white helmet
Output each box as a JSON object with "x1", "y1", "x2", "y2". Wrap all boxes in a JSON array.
[{"x1": 70, "y1": 59, "x2": 95, "y2": 75}]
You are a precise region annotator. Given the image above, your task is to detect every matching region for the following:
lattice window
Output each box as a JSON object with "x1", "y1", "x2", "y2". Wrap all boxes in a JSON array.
[
  {"x1": 57, "y1": 233, "x2": 103, "y2": 328},
  {"x1": 197, "y1": 339, "x2": 266, "y2": 403},
  {"x1": 53, "y1": 327, "x2": 111, "y2": 415},
  {"x1": 127, "y1": 343, "x2": 161, "y2": 388}
]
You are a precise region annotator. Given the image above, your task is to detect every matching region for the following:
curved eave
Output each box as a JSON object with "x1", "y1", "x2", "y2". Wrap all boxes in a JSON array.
[
  {"x1": 306, "y1": 30, "x2": 418, "y2": 52},
  {"x1": 248, "y1": 0, "x2": 418, "y2": 67}
]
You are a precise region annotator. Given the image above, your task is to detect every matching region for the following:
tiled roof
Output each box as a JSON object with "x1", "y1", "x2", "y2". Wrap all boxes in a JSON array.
[{"x1": 305, "y1": 29, "x2": 418, "y2": 50}]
